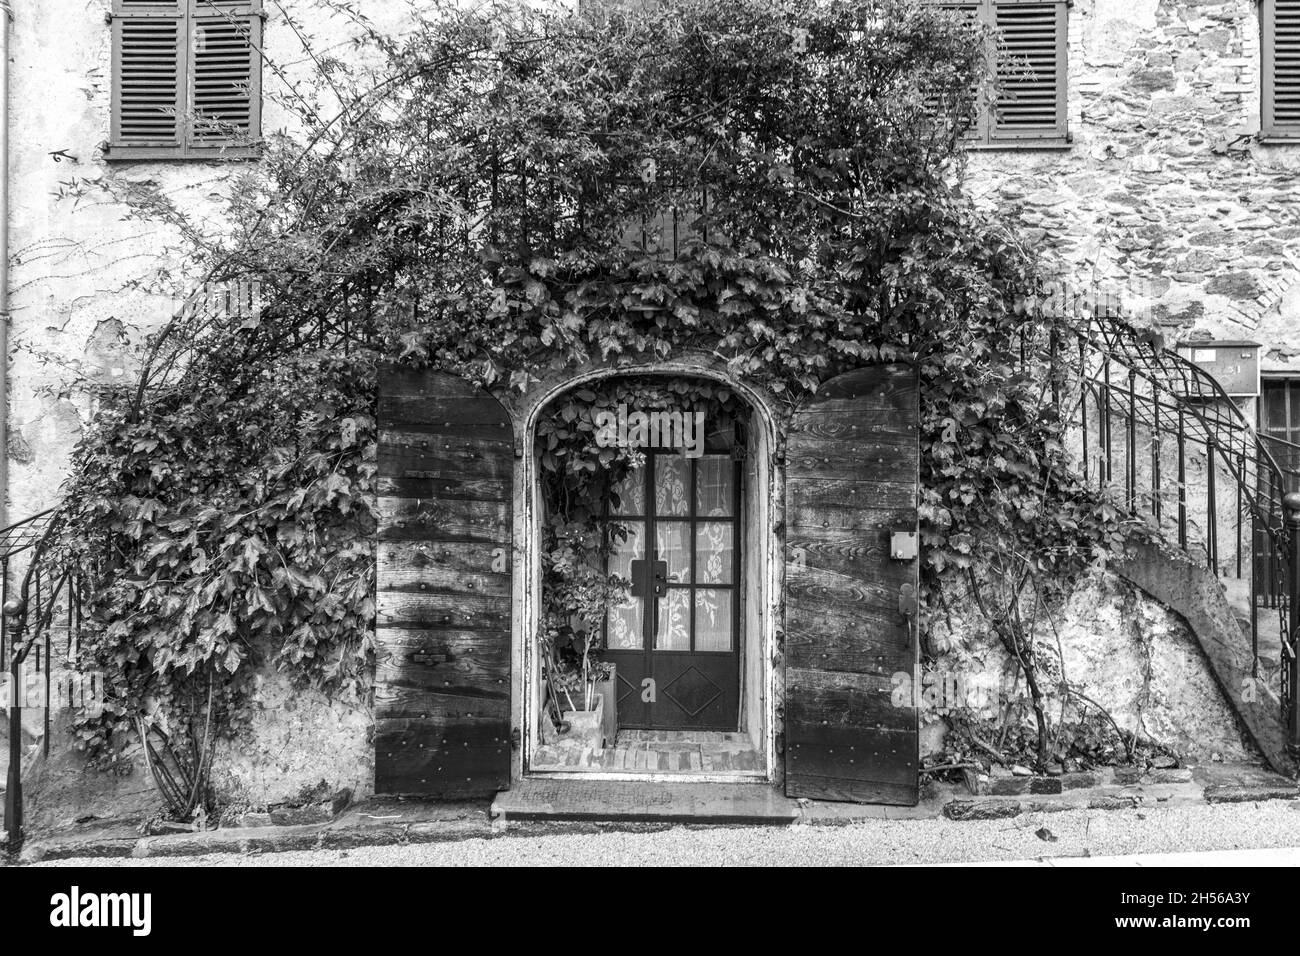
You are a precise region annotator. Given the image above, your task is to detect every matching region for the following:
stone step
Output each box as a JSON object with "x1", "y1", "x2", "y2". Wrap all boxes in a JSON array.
[{"x1": 491, "y1": 779, "x2": 799, "y2": 824}]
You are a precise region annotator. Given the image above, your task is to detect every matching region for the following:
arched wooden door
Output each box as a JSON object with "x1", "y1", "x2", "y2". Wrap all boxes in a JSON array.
[
  {"x1": 783, "y1": 364, "x2": 921, "y2": 805},
  {"x1": 374, "y1": 365, "x2": 514, "y2": 797}
]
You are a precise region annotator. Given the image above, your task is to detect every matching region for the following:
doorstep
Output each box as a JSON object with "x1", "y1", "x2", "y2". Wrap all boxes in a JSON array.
[{"x1": 492, "y1": 779, "x2": 801, "y2": 824}]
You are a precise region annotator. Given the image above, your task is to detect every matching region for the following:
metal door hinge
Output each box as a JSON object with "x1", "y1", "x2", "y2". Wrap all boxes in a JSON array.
[{"x1": 898, "y1": 583, "x2": 917, "y2": 619}]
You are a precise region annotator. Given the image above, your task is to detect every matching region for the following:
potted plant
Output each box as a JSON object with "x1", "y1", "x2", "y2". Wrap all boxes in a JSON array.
[
  {"x1": 539, "y1": 518, "x2": 627, "y2": 750},
  {"x1": 542, "y1": 628, "x2": 614, "y2": 750}
]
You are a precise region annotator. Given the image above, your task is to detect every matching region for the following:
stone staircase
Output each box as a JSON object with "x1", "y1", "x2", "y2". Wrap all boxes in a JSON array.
[{"x1": 1116, "y1": 542, "x2": 1295, "y2": 776}]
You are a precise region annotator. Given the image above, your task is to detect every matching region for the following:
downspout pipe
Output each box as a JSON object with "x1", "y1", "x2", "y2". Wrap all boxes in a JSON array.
[
  {"x1": 0, "y1": 0, "x2": 15, "y2": 851},
  {"x1": 0, "y1": 1, "x2": 10, "y2": 532}
]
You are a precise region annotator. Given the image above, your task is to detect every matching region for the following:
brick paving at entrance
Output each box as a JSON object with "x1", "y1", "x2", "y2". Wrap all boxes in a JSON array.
[{"x1": 530, "y1": 730, "x2": 763, "y2": 774}]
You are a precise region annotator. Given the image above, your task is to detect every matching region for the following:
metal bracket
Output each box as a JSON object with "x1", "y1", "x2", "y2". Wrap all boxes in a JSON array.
[{"x1": 891, "y1": 530, "x2": 918, "y2": 560}]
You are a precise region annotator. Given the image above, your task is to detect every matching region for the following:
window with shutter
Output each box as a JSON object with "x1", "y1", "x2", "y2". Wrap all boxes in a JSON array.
[
  {"x1": 1263, "y1": 0, "x2": 1300, "y2": 138},
  {"x1": 933, "y1": 0, "x2": 1068, "y2": 147},
  {"x1": 109, "y1": 0, "x2": 263, "y2": 159}
]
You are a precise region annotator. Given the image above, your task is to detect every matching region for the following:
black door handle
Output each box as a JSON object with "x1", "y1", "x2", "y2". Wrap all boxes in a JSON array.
[{"x1": 651, "y1": 560, "x2": 668, "y2": 597}]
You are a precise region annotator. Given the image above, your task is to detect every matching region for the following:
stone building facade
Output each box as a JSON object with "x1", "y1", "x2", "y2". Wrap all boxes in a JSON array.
[{"x1": 3, "y1": 0, "x2": 1295, "y2": 813}]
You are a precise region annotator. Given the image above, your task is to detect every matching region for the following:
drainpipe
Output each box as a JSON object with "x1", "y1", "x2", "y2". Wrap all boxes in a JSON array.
[
  {"x1": 0, "y1": 0, "x2": 13, "y2": 851},
  {"x1": 0, "y1": 0, "x2": 11, "y2": 534}
]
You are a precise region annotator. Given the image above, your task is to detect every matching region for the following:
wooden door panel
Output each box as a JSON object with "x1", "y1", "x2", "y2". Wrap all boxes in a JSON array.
[
  {"x1": 783, "y1": 365, "x2": 920, "y2": 805},
  {"x1": 374, "y1": 365, "x2": 513, "y2": 797}
]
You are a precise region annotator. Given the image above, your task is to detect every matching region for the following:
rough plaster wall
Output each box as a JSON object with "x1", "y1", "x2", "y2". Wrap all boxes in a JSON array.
[
  {"x1": 5, "y1": 0, "x2": 419, "y2": 807},
  {"x1": 211, "y1": 667, "x2": 375, "y2": 807},
  {"x1": 922, "y1": 570, "x2": 1257, "y2": 761},
  {"x1": 967, "y1": 0, "x2": 1300, "y2": 370},
  {"x1": 5, "y1": 0, "x2": 423, "y2": 524}
]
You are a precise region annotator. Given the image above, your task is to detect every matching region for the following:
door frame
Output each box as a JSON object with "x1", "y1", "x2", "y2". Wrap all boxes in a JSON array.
[{"x1": 509, "y1": 356, "x2": 780, "y2": 784}]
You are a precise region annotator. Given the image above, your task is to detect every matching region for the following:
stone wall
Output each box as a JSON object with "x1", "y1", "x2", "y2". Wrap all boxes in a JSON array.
[{"x1": 967, "y1": 0, "x2": 1300, "y2": 374}]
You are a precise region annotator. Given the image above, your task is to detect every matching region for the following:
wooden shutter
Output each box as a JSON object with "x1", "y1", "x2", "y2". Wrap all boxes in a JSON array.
[
  {"x1": 374, "y1": 367, "x2": 514, "y2": 797},
  {"x1": 933, "y1": 3, "x2": 985, "y2": 141},
  {"x1": 190, "y1": 1, "x2": 263, "y2": 146},
  {"x1": 111, "y1": 1, "x2": 186, "y2": 149},
  {"x1": 111, "y1": 0, "x2": 261, "y2": 156},
  {"x1": 991, "y1": 0, "x2": 1067, "y2": 141},
  {"x1": 1264, "y1": 0, "x2": 1300, "y2": 136},
  {"x1": 783, "y1": 365, "x2": 920, "y2": 805}
]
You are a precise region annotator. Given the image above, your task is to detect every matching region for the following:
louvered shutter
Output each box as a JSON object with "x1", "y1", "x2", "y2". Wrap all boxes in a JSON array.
[
  {"x1": 190, "y1": 1, "x2": 263, "y2": 146},
  {"x1": 111, "y1": 1, "x2": 186, "y2": 149},
  {"x1": 990, "y1": 0, "x2": 1067, "y2": 141},
  {"x1": 111, "y1": 0, "x2": 262, "y2": 156},
  {"x1": 933, "y1": 3, "x2": 986, "y2": 141},
  {"x1": 1264, "y1": 0, "x2": 1300, "y2": 136}
]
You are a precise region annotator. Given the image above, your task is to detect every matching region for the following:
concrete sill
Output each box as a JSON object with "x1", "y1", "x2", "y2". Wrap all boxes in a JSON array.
[
  {"x1": 103, "y1": 145, "x2": 263, "y2": 163},
  {"x1": 965, "y1": 142, "x2": 1073, "y2": 153}
]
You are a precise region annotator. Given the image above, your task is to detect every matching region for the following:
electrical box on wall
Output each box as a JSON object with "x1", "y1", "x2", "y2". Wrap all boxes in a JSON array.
[{"x1": 1175, "y1": 340, "x2": 1261, "y2": 398}]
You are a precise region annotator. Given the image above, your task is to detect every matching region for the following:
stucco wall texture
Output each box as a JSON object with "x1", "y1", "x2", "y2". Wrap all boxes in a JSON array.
[{"x1": 3, "y1": 0, "x2": 1294, "y2": 803}]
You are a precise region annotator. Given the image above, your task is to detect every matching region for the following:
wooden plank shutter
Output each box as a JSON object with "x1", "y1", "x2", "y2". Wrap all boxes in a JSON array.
[
  {"x1": 991, "y1": 0, "x2": 1067, "y2": 141},
  {"x1": 1264, "y1": 0, "x2": 1300, "y2": 136},
  {"x1": 374, "y1": 367, "x2": 515, "y2": 797},
  {"x1": 111, "y1": 1, "x2": 186, "y2": 149},
  {"x1": 783, "y1": 365, "x2": 920, "y2": 805},
  {"x1": 189, "y1": 2, "x2": 263, "y2": 146}
]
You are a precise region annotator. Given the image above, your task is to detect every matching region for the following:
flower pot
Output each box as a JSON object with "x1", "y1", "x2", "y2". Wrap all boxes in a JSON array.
[{"x1": 559, "y1": 693, "x2": 606, "y2": 750}]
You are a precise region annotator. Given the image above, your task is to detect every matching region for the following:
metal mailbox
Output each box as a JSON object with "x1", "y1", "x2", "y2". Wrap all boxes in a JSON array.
[{"x1": 1175, "y1": 340, "x2": 1261, "y2": 398}]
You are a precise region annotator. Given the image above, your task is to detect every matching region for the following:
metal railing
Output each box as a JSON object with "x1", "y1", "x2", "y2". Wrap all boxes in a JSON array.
[
  {"x1": 1, "y1": 507, "x2": 85, "y2": 849},
  {"x1": 1039, "y1": 289, "x2": 1300, "y2": 761}
]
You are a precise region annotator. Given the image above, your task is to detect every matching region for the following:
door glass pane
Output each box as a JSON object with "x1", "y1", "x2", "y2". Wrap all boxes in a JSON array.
[
  {"x1": 656, "y1": 521, "x2": 690, "y2": 583},
  {"x1": 654, "y1": 456, "x2": 691, "y2": 516},
  {"x1": 696, "y1": 456, "x2": 733, "y2": 517},
  {"x1": 606, "y1": 522, "x2": 644, "y2": 582},
  {"x1": 607, "y1": 596, "x2": 644, "y2": 650},
  {"x1": 696, "y1": 521, "x2": 733, "y2": 584},
  {"x1": 609, "y1": 463, "x2": 645, "y2": 515},
  {"x1": 656, "y1": 589, "x2": 691, "y2": 649},
  {"x1": 694, "y1": 589, "x2": 732, "y2": 651}
]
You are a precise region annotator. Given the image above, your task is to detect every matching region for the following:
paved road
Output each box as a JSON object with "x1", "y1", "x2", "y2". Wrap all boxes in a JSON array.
[{"x1": 31, "y1": 801, "x2": 1300, "y2": 866}]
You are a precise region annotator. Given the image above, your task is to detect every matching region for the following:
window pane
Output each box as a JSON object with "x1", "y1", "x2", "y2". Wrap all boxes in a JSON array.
[
  {"x1": 656, "y1": 521, "x2": 690, "y2": 583},
  {"x1": 694, "y1": 589, "x2": 732, "y2": 651},
  {"x1": 696, "y1": 522, "x2": 733, "y2": 584},
  {"x1": 696, "y1": 456, "x2": 734, "y2": 516},
  {"x1": 606, "y1": 522, "x2": 644, "y2": 581},
  {"x1": 656, "y1": 589, "x2": 691, "y2": 649},
  {"x1": 655, "y1": 456, "x2": 691, "y2": 516},
  {"x1": 1289, "y1": 383, "x2": 1300, "y2": 440},
  {"x1": 607, "y1": 596, "x2": 643, "y2": 651}
]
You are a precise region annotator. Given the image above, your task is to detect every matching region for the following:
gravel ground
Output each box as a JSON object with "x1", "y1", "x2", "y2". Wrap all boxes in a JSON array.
[{"x1": 30, "y1": 801, "x2": 1300, "y2": 866}]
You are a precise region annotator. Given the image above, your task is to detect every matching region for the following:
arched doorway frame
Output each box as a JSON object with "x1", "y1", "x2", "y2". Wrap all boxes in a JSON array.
[{"x1": 506, "y1": 352, "x2": 782, "y2": 783}]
